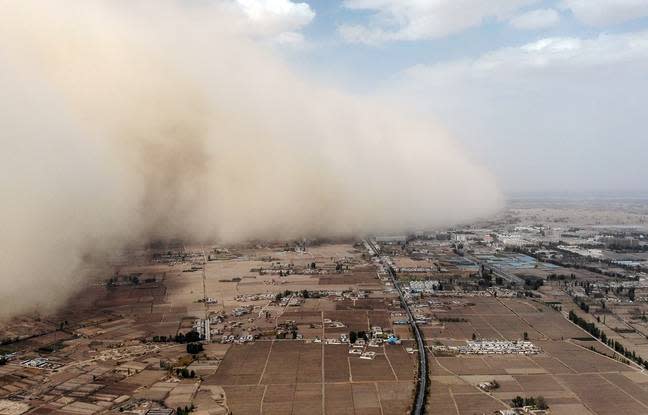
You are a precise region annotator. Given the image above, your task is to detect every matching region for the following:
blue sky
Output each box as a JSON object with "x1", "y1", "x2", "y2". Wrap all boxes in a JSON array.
[
  {"x1": 290, "y1": 0, "x2": 648, "y2": 84},
  {"x1": 233, "y1": 0, "x2": 648, "y2": 193}
]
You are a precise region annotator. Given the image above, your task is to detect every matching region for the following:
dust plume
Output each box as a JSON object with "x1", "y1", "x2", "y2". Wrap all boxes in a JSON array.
[{"x1": 0, "y1": 1, "x2": 501, "y2": 318}]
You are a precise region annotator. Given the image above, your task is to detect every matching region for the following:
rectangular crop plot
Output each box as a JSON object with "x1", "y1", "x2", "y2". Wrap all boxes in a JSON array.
[
  {"x1": 453, "y1": 392, "x2": 507, "y2": 414},
  {"x1": 483, "y1": 355, "x2": 541, "y2": 373},
  {"x1": 280, "y1": 310, "x2": 322, "y2": 325},
  {"x1": 351, "y1": 383, "x2": 381, "y2": 415},
  {"x1": 384, "y1": 345, "x2": 416, "y2": 381},
  {"x1": 435, "y1": 356, "x2": 506, "y2": 375},
  {"x1": 206, "y1": 342, "x2": 271, "y2": 385},
  {"x1": 480, "y1": 315, "x2": 537, "y2": 340},
  {"x1": 522, "y1": 313, "x2": 585, "y2": 340},
  {"x1": 537, "y1": 341, "x2": 630, "y2": 373},
  {"x1": 325, "y1": 383, "x2": 354, "y2": 415},
  {"x1": 260, "y1": 341, "x2": 322, "y2": 384},
  {"x1": 261, "y1": 383, "x2": 323, "y2": 415},
  {"x1": 558, "y1": 374, "x2": 648, "y2": 414},
  {"x1": 324, "y1": 310, "x2": 370, "y2": 333},
  {"x1": 349, "y1": 355, "x2": 396, "y2": 382},
  {"x1": 427, "y1": 391, "x2": 458, "y2": 415},
  {"x1": 324, "y1": 345, "x2": 350, "y2": 382},
  {"x1": 221, "y1": 385, "x2": 265, "y2": 415},
  {"x1": 529, "y1": 356, "x2": 574, "y2": 374},
  {"x1": 377, "y1": 382, "x2": 414, "y2": 414},
  {"x1": 513, "y1": 374, "x2": 565, "y2": 392},
  {"x1": 500, "y1": 299, "x2": 543, "y2": 313}
]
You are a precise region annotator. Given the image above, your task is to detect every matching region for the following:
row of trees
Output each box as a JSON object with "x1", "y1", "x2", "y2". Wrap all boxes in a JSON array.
[
  {"x1": 478, "y1": 271, "x2": 506, "y2": 288},
  {"x1": 547, "y1": 273, "x2": 576, "y2": 281},
  {"x1": 569, "y1": 310, "x2": 604, "y2": 339},
  {"x1": 275, "y1": 289, "x2": 325, "y2": 302},
  {"x1": 437, "y1": 317, "x2": 467, "y2": 323},
  {"x1": 152, "y1": 331, "x2": 201, "y2": 344},
  {"x1": 568, "y1": 310, "x2": 648, "y2": 369}
]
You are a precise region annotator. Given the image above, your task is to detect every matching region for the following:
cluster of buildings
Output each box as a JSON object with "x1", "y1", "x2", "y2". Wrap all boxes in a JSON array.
[
  {"x1": 408, "y1": 280, "x2": 440, "y2": 293},
  {"x1": 20, "y1": 357, "x2": 62, "y2": 370},
  {"x1": 459, "y1": 340, "x2": 541, "y2": 355},
  {"x1": 431, "y1": 340, "x2": 541, "y2": 356}
]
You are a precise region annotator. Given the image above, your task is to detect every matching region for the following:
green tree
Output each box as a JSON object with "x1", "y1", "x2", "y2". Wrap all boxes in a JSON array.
[
  {"x1": 512, "y1": 396, "x2": 524, "y2": 408},
  {"x1": 186, "y1": 343, "x2": 203, "y2": 354},
  {"x1": 185, "y1": 331, "x2": 201, "y2": 342}
]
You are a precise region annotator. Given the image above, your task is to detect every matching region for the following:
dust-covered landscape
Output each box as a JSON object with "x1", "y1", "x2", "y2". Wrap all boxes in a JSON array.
[{"x1": 2, "y1": 1, "x2": 648, "y2": 415}]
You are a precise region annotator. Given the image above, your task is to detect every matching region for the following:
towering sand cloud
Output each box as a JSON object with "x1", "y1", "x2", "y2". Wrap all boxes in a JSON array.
[{"x1": 0, "y1": 1, "x2": 501, "y2": 318}]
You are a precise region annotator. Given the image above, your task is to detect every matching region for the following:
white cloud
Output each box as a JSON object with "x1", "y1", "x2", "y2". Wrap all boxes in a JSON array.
[
  {"x1": 562, "y1": 0, "x2": 648, "y2": 26},
  {"x1": 394, "y1": 30, "x2": 648, "y2": 192},
  {"x1": 232, "y1": 0, "x2": 315, "y2": 43},
  {"x1": 509, "y1": 8, "x2": 560, "y2": 30},
  {"x1": 404, "y1": 30, "x2": 648, "y2": 79},
  {"x1": 339, "y1": 0, "x2": 536, "y2": 44}
]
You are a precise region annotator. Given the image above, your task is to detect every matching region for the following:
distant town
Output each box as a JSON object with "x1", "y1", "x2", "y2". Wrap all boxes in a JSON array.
[{"x1": 2, "y1": 196, "x2": 648, "y2": 415}]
